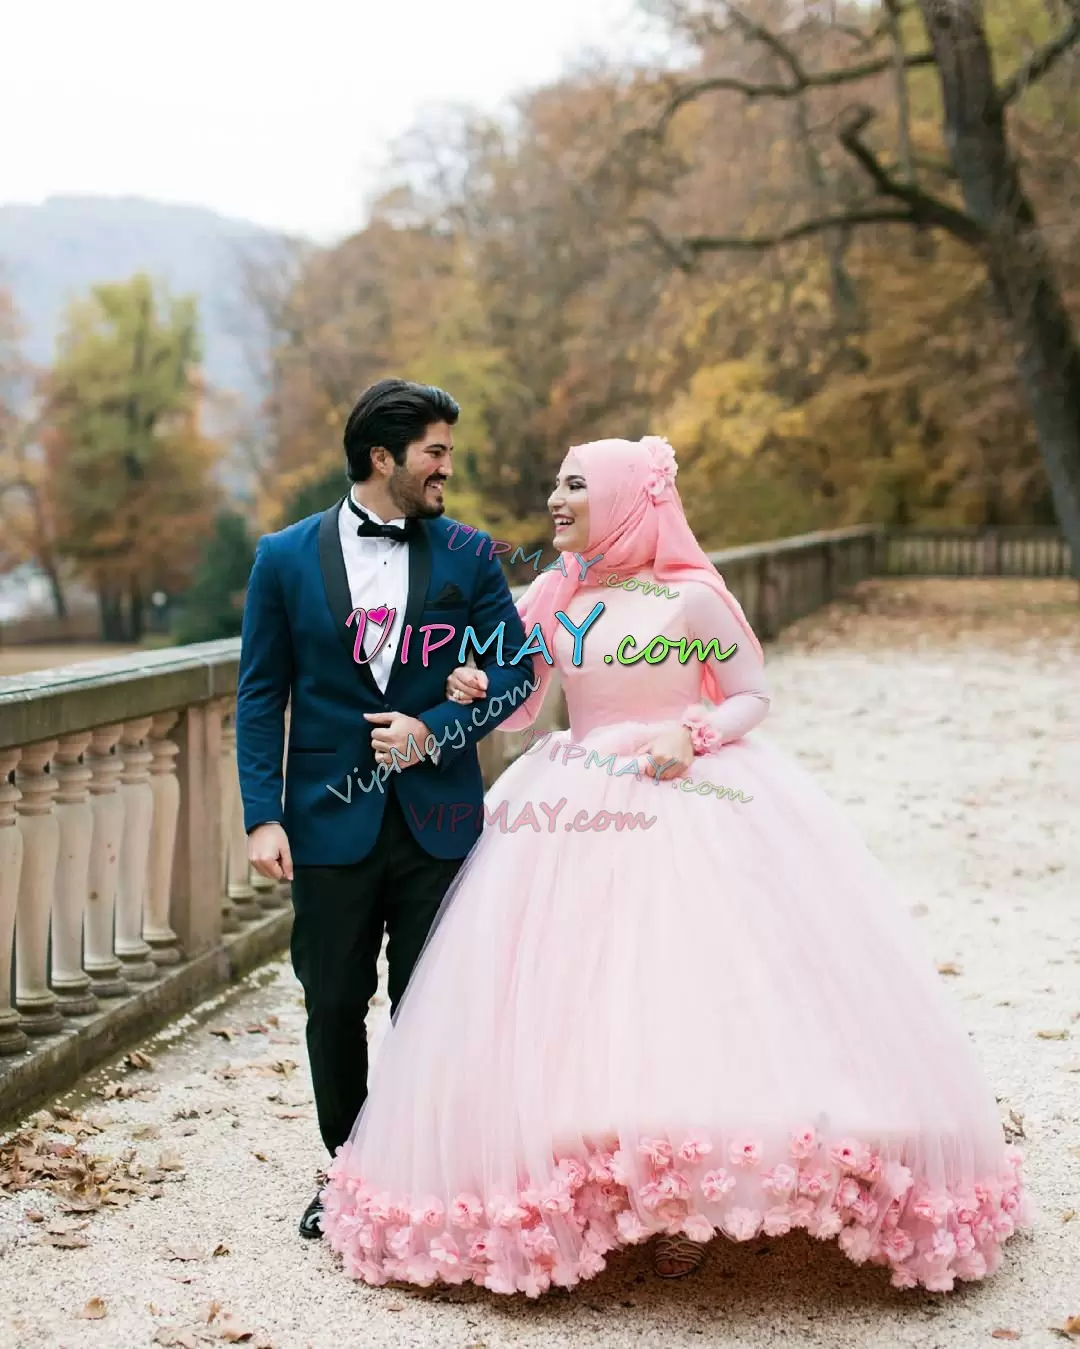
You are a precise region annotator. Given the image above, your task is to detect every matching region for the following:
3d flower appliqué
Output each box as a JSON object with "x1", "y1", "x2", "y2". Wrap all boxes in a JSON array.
[{"x1": 642, "y1": 436, "x2": 678, "y2": 501}]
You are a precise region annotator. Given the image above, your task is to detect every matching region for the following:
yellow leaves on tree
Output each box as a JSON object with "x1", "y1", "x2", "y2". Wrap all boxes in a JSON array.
[{"x1": 41, "y1": 274, "x2": 221, "y2": 640}]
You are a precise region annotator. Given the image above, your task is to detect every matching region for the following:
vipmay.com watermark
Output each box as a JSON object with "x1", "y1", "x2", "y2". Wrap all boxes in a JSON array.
[
  {"x1": 518, "y1": 730, "x2": 754, "y2": 803},
  {"x1": 405, "y1": 798, "x2": 656, "y2": 835},
  {"x1": 324, "y1": 673, "x2": 542, "y2": 804}
]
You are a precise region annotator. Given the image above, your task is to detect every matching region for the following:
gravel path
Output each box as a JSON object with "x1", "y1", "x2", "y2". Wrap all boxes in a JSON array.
[{"x1": 2, "y1": 579, "x2": 1078, "y2": 1349}]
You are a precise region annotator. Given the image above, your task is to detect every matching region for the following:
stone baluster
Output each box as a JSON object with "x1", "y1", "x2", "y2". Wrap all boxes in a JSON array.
[
  {"x1": 172, "y1": 700, "x2": 224, "y2": 958},
  {"x1": 144, "y1": 712, "x2": 181, "y2": 965},
  {"x1": 115, "y1": 718, "x2": 157, "y2": 981},
  {"x1": 221, "y1": 706, "x2": 260, "y2": 923},
  {"x1": 50, "y1": 732, "x2": 98, "y2": 1017},
  {"x1": 14, "y1": 740, "x2": 63, "y2": 1034},
  {"x1": 84, "y1": 724, "x2": 129, "y2": 998},
  {"x1": 0, "y1": 749, "x2": 28, "y2": 1054}
]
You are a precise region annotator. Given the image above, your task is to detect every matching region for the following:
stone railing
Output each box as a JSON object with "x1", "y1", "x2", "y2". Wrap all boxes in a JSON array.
[{"x1": 0, "y1": 643, "x2": 290, "y2": 1121}]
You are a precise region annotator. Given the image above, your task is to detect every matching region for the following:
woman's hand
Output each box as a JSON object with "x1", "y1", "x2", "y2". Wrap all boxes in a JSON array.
[
  {"x1": 637, "y1": 725, "x2": 694, "y2": 781},
  {"x1": 446, "y1": 665, "x2": 488, "y2": 705}
]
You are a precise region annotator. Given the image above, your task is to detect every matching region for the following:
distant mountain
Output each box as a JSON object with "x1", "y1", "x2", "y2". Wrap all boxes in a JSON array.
[{"x1": 0, "y1": 195, "x2": 291, "y2": 407}]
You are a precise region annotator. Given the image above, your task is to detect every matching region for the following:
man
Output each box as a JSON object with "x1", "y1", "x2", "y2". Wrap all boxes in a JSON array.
[{"x1": 236, "y1": 379, "x2": 534, "y2": 1239}]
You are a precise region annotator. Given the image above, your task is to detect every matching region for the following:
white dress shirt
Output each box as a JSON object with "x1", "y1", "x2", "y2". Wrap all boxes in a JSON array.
[{"x1": 338, "y1": 491, "x2": 410, "y2": 694}]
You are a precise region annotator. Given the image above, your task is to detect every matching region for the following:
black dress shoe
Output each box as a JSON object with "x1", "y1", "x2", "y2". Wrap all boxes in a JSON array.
[{"x1": 299, "y1": 1190, "x2": 324, "y2": 1239}]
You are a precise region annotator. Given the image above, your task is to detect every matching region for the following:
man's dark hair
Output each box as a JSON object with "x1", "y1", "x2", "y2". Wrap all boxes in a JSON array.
[{"x1": 343, "y1": 379, "x2": 460, "y2": 482}]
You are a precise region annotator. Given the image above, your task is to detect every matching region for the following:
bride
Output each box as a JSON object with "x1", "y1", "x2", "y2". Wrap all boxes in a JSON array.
[{"x1": 321, "y1": 435, "x2": 1029, "y2": 1295}]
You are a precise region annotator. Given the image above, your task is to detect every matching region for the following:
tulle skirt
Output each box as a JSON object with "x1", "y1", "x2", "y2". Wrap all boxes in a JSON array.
[{"x1": 322, "y1": 725, "x2": 1029, "y2": 1295}]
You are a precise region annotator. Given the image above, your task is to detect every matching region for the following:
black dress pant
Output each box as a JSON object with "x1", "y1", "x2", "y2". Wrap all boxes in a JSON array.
[{"x1": 290, "y1": 789, "x2": 463, "y2": 1156}]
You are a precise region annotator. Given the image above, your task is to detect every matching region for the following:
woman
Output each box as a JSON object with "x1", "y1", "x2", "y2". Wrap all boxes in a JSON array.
[{"x1": 322, "y1": 436, "x2": 1028, "y2": 1295}]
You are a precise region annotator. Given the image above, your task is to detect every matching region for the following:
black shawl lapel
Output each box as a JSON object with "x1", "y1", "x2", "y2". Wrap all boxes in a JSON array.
[
  {"x1": 317, "y1": 500, "x2": 381, "y2": 701},
  {"x1": 387, "y1": 518, "x2": 432, "y2": 694}
]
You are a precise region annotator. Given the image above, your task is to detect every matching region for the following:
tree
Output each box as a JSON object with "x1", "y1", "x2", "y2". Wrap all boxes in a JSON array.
[
  {"x1": 630, "y1": 0, "x2": 1080, "y2": 574},
  {"x1": 42, "y1": 274, "x2": 221, "y2": 640},
  {"x1": 0, "y1": 289, "x2": 70, "y2": 617},
  {"x1": 172, "y1": 509, "x2": 256, "y2": 643}
]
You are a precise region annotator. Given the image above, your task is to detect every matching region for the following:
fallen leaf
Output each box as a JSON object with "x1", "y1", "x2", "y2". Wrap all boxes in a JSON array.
[
  {"x1": 252, "y1": 1152, "x2": 269, "y2": 1163},
  {"x1": 209, "y1": 1026, "x2": 237, "y2": 1041},
  {"x1": 205, "y1": 1300, "x2": 223, "y2": 1323},
  {"x1": 46, "y1": 1218, "x2": 89, "y2": 1235},
  {"x1": 77, "y1": 1297, "x2": 107, "y2": 1320},
  {"x1": 59, "y1": 1196, "x2": 102, "y2": 1214},
  {"x1": 153, "y1": 1330, "x2": 199, "y2": 1348},
  {"x1": 991, "y1": 1333, "x2": 1020, "y2": 1342},
  {"x1": 132, "y1": 1124, "x2": 161, "y2": 1141},
  {"x1": 245, "y1": 1024, "x2": 269, "y2": 1035},
  {"x1": 265, "y1": 1015, "x2": 280, "y2": 1028},
  {"x1": 1063, "y1": 1314, "x2": 1080, "y2": 1334},
  {"x1": 212, "y1": 1242, "x2": 230, "y2": 1257},
  {"x1": 218, "y1": 1316, "x2": 256, "y2": 1342},
  {"x1": 25, "y1": 1210, "x2": 44, "y2": 1223},
  {"x1": 165, "y1": 1274, "x2": 194, "y2": 1285},
  {"x1": 1062, "y1": 1210, "x2": 1076, "y2": 1223},
  {"x1": 165, "y1": 1243, "x2": 205, "y2": 1262},
  {"x1": 44, "y1": 1232, "x2": 89, "y2": 1249},
  {"x1": 157, "y1": 1150, "x2": 185, "y2": 1172},
  {"x1": 1037, "y1": 1029, "x2": 1070, "y2": 1040},
  {"x1": 273, "y1": 1110, "x2": 308, "y2": 1120},
  {"x1": 125, "y1": 1050, "x2": 155, "y2": 1071},
  {"x1": 937, "y1": 962, "x2": 962, "y2": 976}
]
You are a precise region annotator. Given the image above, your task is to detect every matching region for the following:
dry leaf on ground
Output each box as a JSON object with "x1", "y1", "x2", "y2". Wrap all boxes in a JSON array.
[
  {"x1": 1037, "y1": 1029, "x2": 1070, "y2": 1040},
  {"x1": 77, "y1": 1297, "x2": 107, "y2": 1320},
  {"x1": 937, "y1": 962, "x2": 962, "y2": 976},
  {"x1": 165, "y1": 1243, "x2": 205, "y2": 1262},
  {"x1": 125, "y1": 1050, "x2": 155, "y2": 1071},
  {"x1": 991, "y1": 1333, "x2": 1020, "y2": 1342},
  {"x1": 44, "y1": 1232, "x2": 89, "y2": 1249}
]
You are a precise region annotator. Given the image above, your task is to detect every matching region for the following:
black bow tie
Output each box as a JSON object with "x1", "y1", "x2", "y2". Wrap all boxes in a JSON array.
[{"x1": 347, "y1": 497, "x2": 415, "y2": 542}]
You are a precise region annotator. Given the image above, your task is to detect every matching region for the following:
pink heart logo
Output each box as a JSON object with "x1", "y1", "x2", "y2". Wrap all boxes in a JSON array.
[{"x1": 346, "y1": 604, "x2": 397, "y2": 665}]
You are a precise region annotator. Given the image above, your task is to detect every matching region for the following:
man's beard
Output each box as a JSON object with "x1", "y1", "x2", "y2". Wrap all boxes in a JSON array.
[{"x1": 388, "y1": 467, "x2": 447, "y2": 519}]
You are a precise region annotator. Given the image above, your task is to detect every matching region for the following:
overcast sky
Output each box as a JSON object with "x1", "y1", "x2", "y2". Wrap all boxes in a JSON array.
[{"x1": 1, "y1": 0, "x2": 665, "y2": 241}]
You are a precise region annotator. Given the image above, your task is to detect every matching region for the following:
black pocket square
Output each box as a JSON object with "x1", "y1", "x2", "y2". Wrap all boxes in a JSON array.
[{"x1": 431, "y1": 582, "x2": 465, "y2": 605}]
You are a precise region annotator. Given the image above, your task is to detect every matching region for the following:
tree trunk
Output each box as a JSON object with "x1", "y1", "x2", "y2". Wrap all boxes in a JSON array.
[
  {"x1": 98, "y1": 583, "x2": 124, "y2": 642},
  {"x1": 128, "y1": 578, "x2": 145, "y2": 643},
  {"x1": 40, "y1": 554, "x2": 68, "y2": 620},
  {"x1": 918, "y1": 0, "x2": 1080, "y2": 579}
]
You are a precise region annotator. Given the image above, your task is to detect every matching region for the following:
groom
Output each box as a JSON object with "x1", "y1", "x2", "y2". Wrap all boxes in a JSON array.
[{"x1": 236, "y1": 378, "x2": 535, "y2": 1239}]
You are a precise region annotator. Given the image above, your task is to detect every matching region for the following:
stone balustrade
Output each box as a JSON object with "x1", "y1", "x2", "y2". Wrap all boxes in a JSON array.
[{"x1": 0, "y1": 642, "x2": 289, "y2": 1119}]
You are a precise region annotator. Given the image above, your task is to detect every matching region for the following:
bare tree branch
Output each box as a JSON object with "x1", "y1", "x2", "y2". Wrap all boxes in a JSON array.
[
  {"x1": 998, "y1": 14, "x2": 1080, "y2": 106},
  {"x1": 837, "y1": 106, "x2": 984, "y2": 245},
  {"x1": 653, "y1": 50, "x2": 936, "y2": 136},
  {"x1": 631, "y1": 207, "x2": 921, "y2": 265}
]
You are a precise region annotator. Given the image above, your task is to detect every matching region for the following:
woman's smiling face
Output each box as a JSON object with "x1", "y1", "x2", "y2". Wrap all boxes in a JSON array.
[{"x1": 548, "y1": 454, "x2": 589, "y2": 555}]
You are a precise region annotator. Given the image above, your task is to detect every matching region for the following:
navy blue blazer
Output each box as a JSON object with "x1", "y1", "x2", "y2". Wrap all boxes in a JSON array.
[{"x1": 235, "y1": 502, "x2": 535, "y2": 865}]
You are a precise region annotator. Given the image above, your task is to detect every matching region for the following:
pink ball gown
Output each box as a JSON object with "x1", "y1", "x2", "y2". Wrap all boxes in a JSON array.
[{"x1": 321, "y1": 577, "x2": 1029, "y2": 1295}]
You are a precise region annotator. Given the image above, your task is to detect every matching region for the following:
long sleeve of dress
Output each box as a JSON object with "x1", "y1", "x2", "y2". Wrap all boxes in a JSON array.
[
  {"x1": 496, "y1": 581, "x2": 554, "y2": 731},
  {"x1": 677, "y1": 580, "x2": 771, "y2": 743}
]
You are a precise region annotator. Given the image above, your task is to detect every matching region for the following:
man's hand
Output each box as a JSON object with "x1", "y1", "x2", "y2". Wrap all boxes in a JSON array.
[
  {"x1": 248, "y1": 822, "x2": 294, "y2": 882},
  {"x1": 364, "y1": 711, "x2": 433, "y2": 770}
]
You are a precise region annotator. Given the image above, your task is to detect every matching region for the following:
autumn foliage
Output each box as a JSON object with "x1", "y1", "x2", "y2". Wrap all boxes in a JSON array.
[{"x1": 253, "y1": 0, "x2": 1079, "y2": 574}]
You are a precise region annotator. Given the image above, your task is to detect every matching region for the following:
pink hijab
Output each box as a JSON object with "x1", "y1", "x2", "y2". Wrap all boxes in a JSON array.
[{"x1": 518, "y1": 436, "x2": 763, "y2": 704}]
